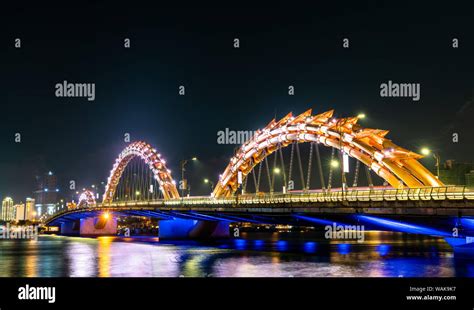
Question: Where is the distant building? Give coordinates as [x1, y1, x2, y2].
[54, 200, 67, 213]
[439, 160, 474, 186]
[465, 170, 474, 187]
[25, 198, 36, 221]
[14, 203, 25, 221]
[34, 171, 59, 216]
[1, 197, 15, 222]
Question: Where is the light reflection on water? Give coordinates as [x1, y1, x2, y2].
[0, 231, 473, 277]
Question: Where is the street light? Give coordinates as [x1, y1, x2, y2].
[420, 147, 440, 178]
[330, 159, 339, 168]
[181, 157, 198, 197]
[273, 167, 281, 174]
[204, 178, 214, 193]
[357, 113, 366, 119]
[421, 147, 431, 156]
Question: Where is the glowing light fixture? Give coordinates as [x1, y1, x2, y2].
[421, 147, 431, 156]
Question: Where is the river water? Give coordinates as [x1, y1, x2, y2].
[0, 231, 473, 277]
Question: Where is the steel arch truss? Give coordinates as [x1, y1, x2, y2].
[103, 141, 179, 203]
[213, 109, 443, 198]
[77, 190, 96, 208]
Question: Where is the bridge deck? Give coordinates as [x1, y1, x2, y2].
[44, 186, 474, 226]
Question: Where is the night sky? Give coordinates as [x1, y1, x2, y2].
[0, 2, 473, 201]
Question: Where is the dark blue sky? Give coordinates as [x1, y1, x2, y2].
[0, 1, 473, 200]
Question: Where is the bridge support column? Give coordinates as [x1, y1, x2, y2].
[80, 216, 117, 237]
[444, 237, 474, 255]
[158, 218, 229, 240]
[60, 220, 80, 236]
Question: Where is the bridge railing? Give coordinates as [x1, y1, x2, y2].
[224, 186, 472, 204]
[101, 185, 474, 206]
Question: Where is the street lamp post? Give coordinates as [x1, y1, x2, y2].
[434, 153, 440, 179]
[421, 148, 441, 179]
[181, 157, 198, 197]
[204, 178, 214, 194]
[272, 167, 282, 193]
[337, 120, 348, 200]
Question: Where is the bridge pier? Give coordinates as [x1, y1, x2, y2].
[79, 216, 117, 237]
[60, 220, 80, 236]
[158, 218, 229, 240]
[444, 237, 474, 255]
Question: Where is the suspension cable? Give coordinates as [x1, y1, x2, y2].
[138, 159, 143, 201]
[306, 142, 314, 191]
[251, 164, 258, 193]
[278, 146, 287, 192]
[352, 160, 360, 187]
[365, 165, 374, 188]
[315, 142, 326, 191]
[287, 142, 295, 190]
[328, 147, 335, 190]
[256, 161, 263, 193]
[264, 156, 272, 193]
[145, 164, 149, 201]
[295, 143, 305, 190]
[271, 149, 278, 192]
[242, 164, 249, 194]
